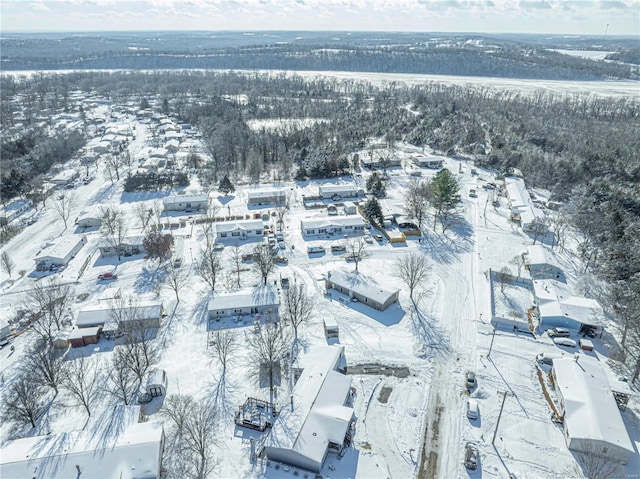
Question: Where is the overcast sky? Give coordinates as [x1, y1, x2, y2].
[1, 0, 638, 36]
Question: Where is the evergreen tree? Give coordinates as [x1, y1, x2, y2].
[218, 175, 235, 196]
[429, 169, 460, 231]
[363, 197, 384, 225]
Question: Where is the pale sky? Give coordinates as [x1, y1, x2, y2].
[1, 0, 639, 36]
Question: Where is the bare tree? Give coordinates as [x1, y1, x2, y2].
[404, 179, 431, 231]
[196, 247, 223, 291]
[20, 344, 64, 395]
[133, 201, 153, 233]
[393, 252, 432, 303]
[104, 153, 123, 182]
[281, 281, 314, 343]
[51, 191, 77, 230]
[575, 441, 624, 479]
[529, 217, 550, 245]
[496, 266, 514, 294]
[107, 347, 138, 405]
[2, 375, 47, 429]
[253, 244, 275, 285]
[164, 262, 189, 302]
[345, 236, 367, 271]
[100, 206, 128, 261]
[510, 254, 525, 278]
[161, 395, 218, 479]
[228, 244, 243, 288]
[247, 323, 290, 401]
[143, 231, 174, 262]
[1, 250, 15, 278]
[274, 194, 290, 231]
[209, 330, 237, 375]
[60, 355, 101, 417]
[26, 278, 73, 345]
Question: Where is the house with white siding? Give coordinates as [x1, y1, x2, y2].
[325, 269, 400, 311]
[300, 216, 365, 236]
[215, 219, 264, 242]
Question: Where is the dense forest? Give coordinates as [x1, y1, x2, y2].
[1, 67, 640, 377]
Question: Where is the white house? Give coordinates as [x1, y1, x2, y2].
[318, 184, 364, 200]
[0, 199, 32, 225]
[325, 269, 400, 311]
[533, 279, 604, 331]
[99, 234, 146, 258]
[35, 235, 87, 270]
[247, 189, 287, 206]
[300, 216, 365, 236]
[505, 176, 547, 233]
[76, 204, 103, 228]
[263, 345, 353, 473]
[215, 219, 264, 242]
[411, 155, 444, 168]
[76, 301, 163, 330]
[163, 194, 209, 212]
[343, 201, 357, 215]
[0, 420, 165, 478]
[0, 316, 11, 340]
[525, 244, 563, 279]
[552, 355, 634, 462]
[50, 169, 78, 187]
[208, 286, 279, 322]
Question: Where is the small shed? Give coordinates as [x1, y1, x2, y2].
[343, 202, 357, 215]
[323, 317, 339, 339]
[146, 369, 168, 398]
[579, 338, 594, 351]
[68, 326, 102, 348]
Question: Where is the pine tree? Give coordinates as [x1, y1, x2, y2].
[218, 175, 235, 196]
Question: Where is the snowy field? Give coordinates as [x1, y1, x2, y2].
[1, 96, 639, 479]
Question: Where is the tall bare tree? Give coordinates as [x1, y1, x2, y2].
[108, 347, 138, 405]
[164, 262, 189, 302]
[496, 266, 514, 294]
[393, 252, 432, 303]
[60, 356, 101, 417]
[209, 330, 237, 376]
[575, 441, 624, 479]
[253, 244, 275, 285]
[2, 375, 47, 429]
[510, 253, 526, 278]
[228, 244, 243, 288]
[404, 179, 431, 231]
[161, 395, 218, 479]
[274, 194, 290, 231]
[196, 248, 223, 291]
[51, 191, 77, 230]
[529, 217, 550, 245]
[281, 281, 314, 343]
[133, 201, 153, 233]
[247, 323, 290, 400]
[1, 250, 15, 278]
[345, 236, 367, 271]
[26, 278, 73, 345]
[20, 344, 64, 395]
[100, 206, 128, 261]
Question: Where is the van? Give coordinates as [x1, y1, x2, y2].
[466, 399, 479, 419]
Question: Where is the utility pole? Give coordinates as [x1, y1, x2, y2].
[492, 391, 509, 445]
[487, 325, 497, 358]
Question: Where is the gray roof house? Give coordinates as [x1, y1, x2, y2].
[208, 286, 279, 323]
[325, 269, 400, 311]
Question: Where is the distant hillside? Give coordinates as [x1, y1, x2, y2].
[1, 31, 637, 81]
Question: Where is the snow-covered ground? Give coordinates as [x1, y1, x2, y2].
[1, 101, 639, 479]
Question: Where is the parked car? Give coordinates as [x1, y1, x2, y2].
[98, 272, 118, 281]
[281, 277, 290, 289]
[374, 234, 383, 242]
[274, 256, 288, 264]
[547, 327, 571, 338]
[553, 337, 577, 348]
[331, 243, 346, 252]
[466, 399, 479, 419]
[464, 442, 479, 469]
[536, 352, 563, 365]
[466, 371, 477, 390]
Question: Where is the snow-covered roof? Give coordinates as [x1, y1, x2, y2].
[319, 184, 360, 195]
[50, 169, 77, 183]
[76, 301, 162, 328]
[553, 356, 633, 458]
[162, 194, 209, 206]
[247, 189, 287, 200]
[0, 421, 164, 479]
[327, 269, 399, 306]
[526, 244, 560, 268]
[265, 345, 352, 468]
[35, 235, 85, 263]
[533, 279, 603, 326]
[69, 325, 101, 339]
[77, 204, 104, 221]
[208, 286, 279, 312]
[215, 219, 263, 234]
[505, 176, 545, 227]
[300, 216, 365, 231]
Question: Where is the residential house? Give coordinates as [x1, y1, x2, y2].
[263, 345, 353, 473]
[0, 199, 33, 226]
[300, 217, 365, 236]
[325, 269, 400, 311]
[215, 219, 264, 242]
[163, 194, 209, 212]
[247, 189, 287, 206]
[411, 155, 444, 168]
[525, 244, 563, 279]
[318, 184, 364, 200]
[35, 235, 87, 270]
[208, 286, 279, 323]
[505, 176, 547, 233]
[99, 234, 145, 258]
[50, 169, 78, 187]
[533, 279, 604, 331]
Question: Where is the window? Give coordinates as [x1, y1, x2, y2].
[232, 232, 240, 237]
[319, 228, 326, 233]
[221, 232, 227, 237]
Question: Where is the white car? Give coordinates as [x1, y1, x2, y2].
[553, 337, 577, 348]
[466, 399, 479, 419]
